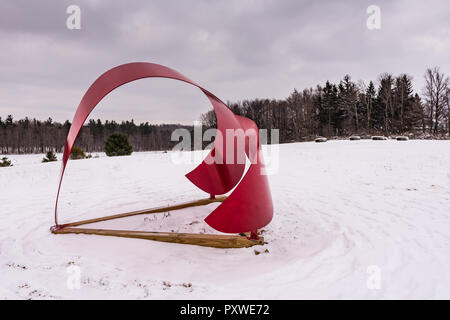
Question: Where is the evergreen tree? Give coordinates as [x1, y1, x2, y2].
[42, 150, 57, 162]
[365, 81, 376, 130]
[410, 94, 426, 132]
[70, 147, 86, 160]
[393, 74, 414, 132]
[377, 73, 394, 134]
[338, 75, 359, 134]
[321, 81, 339, 136]
[104, 132, 133, 156]
[0, 156, 12, 167]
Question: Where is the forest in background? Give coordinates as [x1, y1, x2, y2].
[203, 67, 450, 142]
[0, 117, 193, 154]
[1, 67, 449, 154]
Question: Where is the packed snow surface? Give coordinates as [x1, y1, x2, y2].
[1, 140, 449, 299]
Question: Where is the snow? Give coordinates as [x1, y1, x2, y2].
[1, 140, 449, 299]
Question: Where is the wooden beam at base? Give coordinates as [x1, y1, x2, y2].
[63, 196, 227, 228]
[51, 196, 265, 249]
[52, 227, 264, 248]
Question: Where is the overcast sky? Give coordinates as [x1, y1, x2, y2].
[0, 0, 449, 124]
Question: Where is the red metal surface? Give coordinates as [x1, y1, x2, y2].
[54, 62, 273, 235]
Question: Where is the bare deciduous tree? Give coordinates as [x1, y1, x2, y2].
[423, 67, 449, 133]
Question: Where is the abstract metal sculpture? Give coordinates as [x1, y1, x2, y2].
[51, 62, 273, 248]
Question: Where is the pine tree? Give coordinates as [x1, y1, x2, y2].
[343, 75, 359, 133]
[365, 81, 376, 130]
[104, 132, 133, 156]
[321, 81, 339, 136]
[70, 147, 86, 160]
[393, 74, 414, 132]
[337, 75, 358, 135]
[409, 94, 426, 132]
[42, 150, 57, 162]
[0, 156, 13, 167]
[377, 73, 394, 134]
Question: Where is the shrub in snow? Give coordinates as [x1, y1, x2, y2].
[70, 147, 86, 160]
[104, 132, 133, 157]
[42, 150, 57, 162]
[315, 137, 327, 143]
[396, 136, 409, 141]
[0, 156, 13, 167]
[372, 136, 387, 140]
[349, 136, 361, 140]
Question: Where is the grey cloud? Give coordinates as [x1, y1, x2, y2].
[0, 0, 449, 124]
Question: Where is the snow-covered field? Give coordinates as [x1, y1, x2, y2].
[1, 140, 449, 299]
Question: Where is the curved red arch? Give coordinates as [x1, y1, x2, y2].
[54, 62, 273, 234]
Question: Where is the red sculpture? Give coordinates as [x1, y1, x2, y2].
[52, 62, 273, 246]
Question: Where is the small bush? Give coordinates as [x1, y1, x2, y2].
[42, 150, 57, 162]
[104, 132, 133, 157]
[0, 156, 13, 167]
[70, 147, 86, 160]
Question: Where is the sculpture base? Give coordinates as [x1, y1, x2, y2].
[50, 196, 264, 248]
[52, 227, 264, 248]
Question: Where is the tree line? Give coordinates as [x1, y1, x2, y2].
[202, 67, 449, 143]
[0, 117, 193, 154]
[1, 67, 449, 154]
